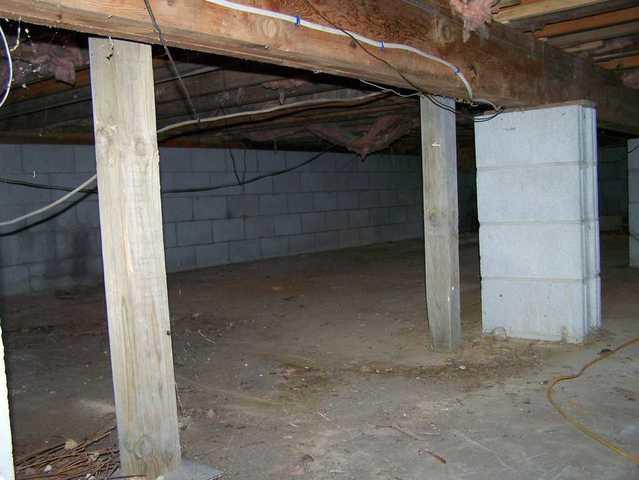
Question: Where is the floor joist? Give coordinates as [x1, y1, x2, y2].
[0, 0, 638, 133]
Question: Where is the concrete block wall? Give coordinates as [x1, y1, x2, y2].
[475, 104, 601, 343]
[598, 145, 628, 231]
[0, 145, 423, 296]
[630, 139, 639, 267]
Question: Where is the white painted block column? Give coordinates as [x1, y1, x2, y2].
[629, 139, 639, 267]
[0, 323, 14, 480]
[475, 103, 601, 342]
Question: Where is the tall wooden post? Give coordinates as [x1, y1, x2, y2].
[420, 95, 461, 352]
[89, 38, 181, 478]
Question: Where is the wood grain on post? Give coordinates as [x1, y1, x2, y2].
[420, 96, 461, 352]
[89, 37, 181, 479]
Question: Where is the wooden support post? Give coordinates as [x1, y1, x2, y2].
[420, 96, 461, 352]
[89, 38, 180, 479]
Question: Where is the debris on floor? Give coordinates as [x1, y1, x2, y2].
[15, 428, 118, 480]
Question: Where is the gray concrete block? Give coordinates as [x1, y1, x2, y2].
[346, 173, 369, 190]
[301, 212, 326, 233]
[0, 173, 51, 204]
[481, 278, 591, 342]
[73, 145, 96, 172]
[273, 173, 301, 193]
[258, 150, 286, 172]
[160, 172, 174, 191]
[480, 223, 585, 279]
[261, 237, 288, 258]
[379, 190, 399, 207]
[165, 246, 197, 272]
[325, 211, 349, 231]
[397, 189, 417, 206]
[630, 139, 639, 170]
[22, 145, 75, 173]
[76, 200, 100, 228]
[306, 152, 336, 172]
[193, 196, 226, 220]
[177, 220, 212, 246]
[237, 149, 258, 172]
[368, 173, 389, 190]
[191, 148, 230, 172]
[350, 209, 370, 228]
[359, 226, 383, 245]
[213, 218, 244, 242]
[226, 195, 258, 218]
[259, 194, 288, 215]
[287, 193, 314, 213]
[300, 173, 323, 192]
[359, 191, 380, 209]
[478, 164, 584, 222]
[630, 170, 639, 203]
[313, 192, 337, 211]
[339, 229, 360, 248]
[0, 265, 31, 296]
[332, 153, 357, 172]
[389, 206, 408, 224]
[315, 231, 340, 251]
[50, 203, 78, 229]
[163, 223, 177, 248]
[229, 240, 260, 263]
[337, 191, 358, 210]
[160, 147, 192, 172]
[196, 243, 229, 266]
[369, 207, 390, 226]
[209, 173, 243, 195]
[0, 144, 22, 172]
[475, 105, 588, 168]
[244, 176, 273, 194]
[245, 216, 275, 239]
[55, 229, 100, 260]
[288, 234, 315, 255]
[163, 197, 194, 222]
[273, 214, 302, 236]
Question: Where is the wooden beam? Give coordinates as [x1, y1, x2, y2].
[597, 54, 639, 70]
[534, 7, 639, 38]
[420, 95, 461, 352]
[494, 0, 609, 23]
[89, 37, 181, 479]
[0, 0, 638, 134]
[548, 21, 639, 48]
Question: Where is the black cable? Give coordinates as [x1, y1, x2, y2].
[0, 147, 333, 196]
[143, 0, 200, 121]
[629, 144, 639, 156]
[301, 0, 504, 123]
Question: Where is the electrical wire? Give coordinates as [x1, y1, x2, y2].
[547, 335, 639, 464]
[0, 88, 384, 228]
[143, 0, 199, 121]
[0, 174, 96, 227]
[298, 0, 504, 123]
[0, 147, 332, 198]
[0, 23, 14, 109]
[204, 0, 474, 99]
[156, 91, 385, 136]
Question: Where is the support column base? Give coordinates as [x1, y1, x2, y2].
[117, 460, 223, 480]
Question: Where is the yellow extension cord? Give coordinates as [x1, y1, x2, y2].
[546, 335, 639, 464]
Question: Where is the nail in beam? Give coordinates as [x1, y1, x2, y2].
[420, 96, 462, 352]
[89, 38, 180, 478]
